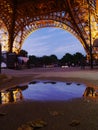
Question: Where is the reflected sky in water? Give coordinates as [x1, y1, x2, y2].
[0, 80, 86, 104]
[23, 81, 86, 101]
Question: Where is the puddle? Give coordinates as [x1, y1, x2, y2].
[0, 80, 87, 104]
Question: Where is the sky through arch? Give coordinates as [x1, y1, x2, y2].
[22, 27, 86, 59]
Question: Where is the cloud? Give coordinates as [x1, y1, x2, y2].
[22, 28, 86, 58]
[28, 45, 49, 56]
[47, 28, 59, 33]
[26, 34, 51, 43]
[54, 41, 86, 55]
[22, 32, 52, 50]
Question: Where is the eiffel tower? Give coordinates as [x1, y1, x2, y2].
[0, 0, 98, 63]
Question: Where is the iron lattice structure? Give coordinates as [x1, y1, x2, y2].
[0, 0, 98, 59]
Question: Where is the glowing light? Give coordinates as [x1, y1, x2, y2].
[1, 89, 23, 104]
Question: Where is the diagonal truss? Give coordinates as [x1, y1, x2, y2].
[0, 0, 98, 59]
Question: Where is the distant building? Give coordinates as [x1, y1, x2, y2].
[18, 56, 29, 64]
[1, 52, 29, 69]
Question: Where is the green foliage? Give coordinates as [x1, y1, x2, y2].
[60, 52, 85, 66]
[60, 53, 73, 66]
[73, 52, 85, 66]
[26, 50, 86, 67]
[18, 49, 28, 57]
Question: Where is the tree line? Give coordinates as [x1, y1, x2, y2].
[19, 50, 86, 68]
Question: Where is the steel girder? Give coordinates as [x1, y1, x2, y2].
[0, 0, 98, 58]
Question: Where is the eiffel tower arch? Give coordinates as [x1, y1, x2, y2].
[0, 0, 98, 61]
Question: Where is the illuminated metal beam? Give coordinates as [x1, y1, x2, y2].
[96, 0, 98, 15]
[0, 0, 98, 60]
[88, 0, 93, 69]
[9, 0, 17, 52]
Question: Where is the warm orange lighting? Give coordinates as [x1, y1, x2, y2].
[1, 88, 23, 104]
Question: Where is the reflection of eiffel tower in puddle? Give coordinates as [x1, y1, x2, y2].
[0, 0, 98, 61]
[0, 88, 24, 104]
[83, 86, 98, 98]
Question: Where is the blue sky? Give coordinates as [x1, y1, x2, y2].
[22, 27, 86, 59]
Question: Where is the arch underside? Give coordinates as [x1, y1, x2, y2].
[13, 19, 87, 54]
[0, 0, 98, 58]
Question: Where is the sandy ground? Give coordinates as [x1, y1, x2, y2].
[1, 67, 98, 90]
[0, 67, 98, 130]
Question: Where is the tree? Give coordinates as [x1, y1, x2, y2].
[73, 52, 85, 66]
[49, 55, 58, 64]
[60, 53, 73, 67]
[41, 55, 58, 66]
[28, 55, 42, 67]
[18, 49, 28, 57]
[41, 56, 50, 66]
